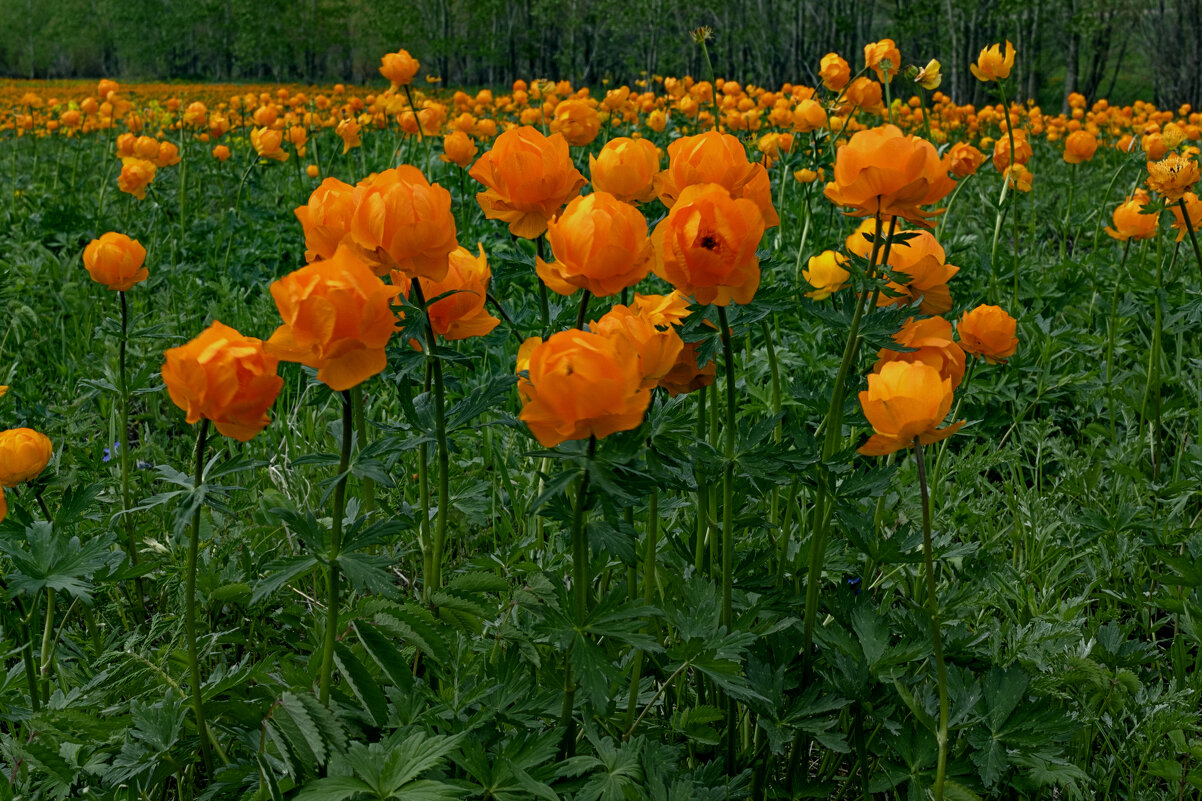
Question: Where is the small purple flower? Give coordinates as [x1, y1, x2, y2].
[102, 441, 120, 463]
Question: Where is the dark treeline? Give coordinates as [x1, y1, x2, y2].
[1, 0, 1198, 108]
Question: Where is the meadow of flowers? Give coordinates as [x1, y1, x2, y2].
[1, 36, 1202, 800]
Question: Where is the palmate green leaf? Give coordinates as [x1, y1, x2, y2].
[52, 483, 104, 526]
[252, 555, 320, 604]
[293, 775, 375, 801]
[353, 621, 415, 692]
[363, 600, 453, 666]
[0, 522, 115, 600]
[278, 691, 332, 769]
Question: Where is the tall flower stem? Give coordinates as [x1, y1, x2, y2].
[988, 177, 1011, 303]
[402, 85, 424, 143]
[117, 291, 145, 619]
[801, 213, 890, 667]
[351, 387, 375, 513]
[1106, 239, 1133, 442]
[318, 391, 353, 706]
[913, 438, 949, 801]
[1177, 197, 1202, 281]
[1060, 164, 1077, 259]
[411, 280, 451, 597]
[717, 306, 737, 630]
[624, 488, 658, 736]
[536, 236, 552, 334]
[996, 82, 1020, 305]
[694, 384, 709, 573]
[559, 435, 596, 758]
[185, 419, 213, 776]
[575, 290, 591, 330]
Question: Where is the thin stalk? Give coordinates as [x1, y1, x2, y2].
[914, 438, 948, 801]
[1106, 240, 1133, 442]
[559, 436, 597, 758]
[117, 291, 145, 619]
[38, 588, 55, 704]
[624, 489, 659, 736]
[536, 236, 551, 334]
[430, 339, 450, 593]
[1177, 197, 1202, 282]
[402, 85, 424, 143]
[351, 387, 375, 513]
[717, 305, 738, 772]
[694, 384, 708, 574]
[575, 289, 591, 330]
[997, 84, 1020, 306]
[185, 419, 213, 776]
[988, 177, 1010, 303]
[318, 391, 354, 705]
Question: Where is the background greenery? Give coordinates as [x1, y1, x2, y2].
[2, 0, 1200, 109]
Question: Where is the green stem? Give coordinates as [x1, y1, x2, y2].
[717, 305, 738, 772]
[402, 84, 424, 143]
[117, 291, 145, 619]
[997, 83, 1020, 307]
[1106, 240, 1133, 442]
[694, 384, 708, 574]
[575, 289, 591, 330]
[38, 588, 55, 704]
[536, 236, 551, 334]
[1177, 197, 1202, 282]
[624, 489, 659, 736]
[914, 438, 948, 801]
[989, 177, 1010, 304]
[185, 419, 213, 776]
[318, 391, 354, 706]
[559, 435, 596, 758]
[430, 337, 449, 594]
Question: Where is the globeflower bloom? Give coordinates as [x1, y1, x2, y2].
[516, 330, 651, 448]
[551, 99, 601, 147]
[118, 158, 156, 199]
[440, 130, 478, 168]
[0, 428, 53, 487]
[336, 118, 361, 154]
[415, 245, 500, 341]
[264, 245, 403, 391]
[957, 304, 1019, 364]
[162, 321, 284, 441]
[877, 228, 960, 315]
[864, 39, 901, 83]
[857, 361, 962, 456]
[655, 130, 779, 227]
[1063, 130, 1098, 164]
[469, 126, 586, 239]
[1004, 164, 1033, 193]
[350, 166, 458, 281]
[1105, 190, 1159, 241]
[295, 177, 356, 262]
[819, 53, 851, 91]
[914, 59, 942, 90]
[380, 49, 420, 87]
[589, 137, 661, 204]
[1169, 192, 1202, 242]
[874, 316, 966, 388]
[803, 250, 851, 300]
[992, 130, 1032, 172]
[251, 127, 288, 162]
[970, 41, 1016, 82]
[1146, 153, 1201, 202]
[83, 232, 148, 291]
[824, 124, 956, 225]
[537, 192, 653, 297]
[590, 304, 684, 389]
[943, 142, 986, 178]
[792, 99, 828, 133]
[652, 183, 765, 306]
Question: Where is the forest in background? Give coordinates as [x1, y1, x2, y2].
[0, 0, 1199, 110]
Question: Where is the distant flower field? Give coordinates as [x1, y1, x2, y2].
[1, 40, 1201, 801]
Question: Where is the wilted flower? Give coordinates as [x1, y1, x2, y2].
[914, 59, 942, 90]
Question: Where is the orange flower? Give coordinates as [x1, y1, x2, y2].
[440, 130, 478, 168]
[295, 177, 356, 262]
[380, 50, 420, 87]
[537, 192, 653, 297]
[1105, 190, 1159, 241]
[264, 244, 403, 391]
[212, 144, 231, 163]
[133, 135, 160, 161]
[469, 126, 586, 239]
[1004, 164, 1033, 193]
[654, 130, 779, 227]
[944, 142, 985, 178]
[118, 158, 156, 199]
[349, 166, 458, 281]
[1170, 192, 1202, 242]
[551, 99, 601, 147]
[803, 250, 851, 300]
[652, 183, 765, 306]
[415, 244, 500, 340]
[658, 341, 717, 397]
[843, 77, 882, 111]
[251, 127, 288, 161]
[864, 38, 901, 84]
[154, 141, 181, 167]
[590, 304, 684, 389]
[857, 361, 962, 456]
[516, 330, 651, 447]
[1146, 153, 1201, 202]
[336, 118, 361, 154]
[819, 53, 851, 91]
[875, 227, 959, 315]
[629, 291, 693, 328]
[957, 304, 1019, 364]
[874, 316, 966, 388]
[970, 41, 1016, 82]
[116, 133, 136, 158]
[792, 99, 828, 133]
[589, 137, 661, 204]
[0, 487, 5, 524]
[1063, 130, 1098, 164]
[83, 232, 148, 291]
[824, 124, 956, 226]
[162, 321, 284, 441]
[0, 428, 53, 486]
[992, 130, 1032, 172]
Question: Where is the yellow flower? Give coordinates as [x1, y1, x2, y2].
[914, 59, 942, 90]
[1146, 153, 1201, 202]
[970, 41, 1015, 82]
[803, 250, 851, 300]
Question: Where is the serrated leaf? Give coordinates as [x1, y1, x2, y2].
[333, 642, 389, 726]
